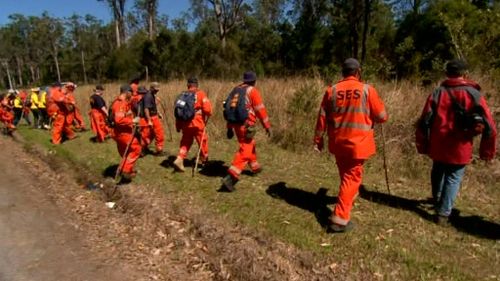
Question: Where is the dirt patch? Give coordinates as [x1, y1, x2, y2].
[10, 132, 346, 280]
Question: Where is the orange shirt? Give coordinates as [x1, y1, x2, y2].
[314, 76, 387, 159]
[111, 96, 134, 132]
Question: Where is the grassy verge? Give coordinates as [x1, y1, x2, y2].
[17, 121, 499, 280]
[16, 76, 500, 280]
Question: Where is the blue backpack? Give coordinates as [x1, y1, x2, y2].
[223, 87, 249, 124]
[174, 91, 196, 121]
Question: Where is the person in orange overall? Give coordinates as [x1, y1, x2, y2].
[89, 85, 110, 142]
[129, 77, 142, 115]
[50, 82, 76, 144]
[221, 71, 271, 191]
[137, 82, 165, 156]
[314, 58, 388, 233]
[172, 77, 212, 172]
[63, 83, 86, 131]
[110, 85, 142, 180]
[0, 93, 16, 134]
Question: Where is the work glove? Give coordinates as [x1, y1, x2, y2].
[226, 128, 234, 139]
[265, 128, 272, 138]
[133, 116, 140, 125]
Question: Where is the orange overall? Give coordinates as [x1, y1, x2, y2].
[89, 93, 109, 142]
[50, 88, 75, 144]
[0, 97, 15, 131]
[111, 96, 141, 175]
[314, 76, 388, 226]
[175, 88, 212, 162]
[227, 85, 271, 179]
[139, 92, 165, 153]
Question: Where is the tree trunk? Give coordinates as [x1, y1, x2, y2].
[148, 13, 154, 40]
[212, 0, 226, 48]
[349, 0, 362, 58]
[15, 56, 23, 86]
[52, 45, 61, 82]
[2, 61, 13, 90]
[115, 20, 121, 47]
[29, 65, 36, 84]
[361, 0, 372, 64]
[81, 50, 88, 84]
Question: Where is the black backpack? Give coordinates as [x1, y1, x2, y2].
[106, 100, 116, 128]
[223, 87, 249, 124]
[445, 88, 485, 134]
[174, 91, 196, 121]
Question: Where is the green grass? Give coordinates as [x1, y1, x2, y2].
[17, 123, 500, 281]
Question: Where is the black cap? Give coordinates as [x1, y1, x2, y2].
[243, 71, 257, 83]
[95, 84, 105, 91]
[187, 77, 198, 84]
[137, 86, 148, 95]
[52, 81, 62, 87]
[342, 58, 361, 71]
[120, 85, 132, 93]
[446, 59, 467, 76]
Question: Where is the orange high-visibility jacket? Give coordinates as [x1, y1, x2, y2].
[314, 76, 388, 159]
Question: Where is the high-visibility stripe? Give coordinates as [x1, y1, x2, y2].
[262, 117, 270, 123]
[202, 98, 208, 103]
[334, 122, 372, 131]
[335, 107, 369, 114]
[249, 161, 260, 170]
[229, 165, 242, 175]
[254, 103, 265, 111]
[331, 85, 337, 113]
[361, 84, 370, 116]
[331, 215, 349, 226]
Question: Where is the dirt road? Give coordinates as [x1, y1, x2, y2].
[0, 136, 135, 281]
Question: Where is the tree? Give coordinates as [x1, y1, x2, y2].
[207, 0, 247, 48]
[134, 0, 159, 40]
[98, 0, 127, 47]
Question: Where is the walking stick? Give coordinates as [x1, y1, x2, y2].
[158, 100, 173, 142]
[114, 124, 138, 182]
[380, 124, 391, 195]
[192, 117, 209, 177]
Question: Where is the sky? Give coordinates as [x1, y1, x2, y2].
[0, 0, 191, 25]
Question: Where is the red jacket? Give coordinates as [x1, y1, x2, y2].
[314, 76, 388, 159]
[415, 77, 497, 164]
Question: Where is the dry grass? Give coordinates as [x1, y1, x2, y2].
[17, 76, 500, 280]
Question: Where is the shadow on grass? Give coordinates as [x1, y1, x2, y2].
[266, 182, 337, 228]
[199, 160, 228, 178]
[359, 185, 500, 240]
[103, 164, 119, 178]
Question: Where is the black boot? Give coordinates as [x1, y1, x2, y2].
[221, 175, 238, 192]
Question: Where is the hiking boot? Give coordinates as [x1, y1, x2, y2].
[121, 172, 136, 181]
[173, 157, 185, 172]
[326, 221, 355, 233]
[152, 150, 166, 157]
[251, 167, 263, 175]
[434, 215, 450, 226]
[221, 175, 238, 192]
